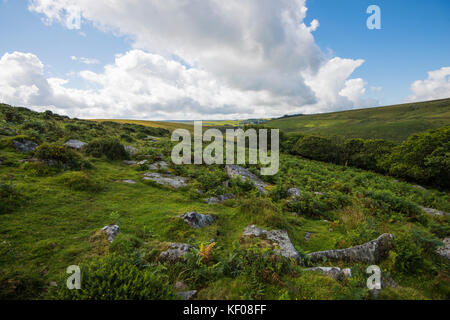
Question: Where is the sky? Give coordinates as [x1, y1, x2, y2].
[0, 0, 449, 120]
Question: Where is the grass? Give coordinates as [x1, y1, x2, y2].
[266, 98, 450, 142]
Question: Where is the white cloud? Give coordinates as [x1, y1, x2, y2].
[406, 67, 450, 102]
[71, 55, 99, 65]
[0, 0, 377, 119]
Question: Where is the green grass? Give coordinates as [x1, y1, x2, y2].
[266, 98, 450, 142]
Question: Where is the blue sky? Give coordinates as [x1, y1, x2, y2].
[0, 0, 449, 119]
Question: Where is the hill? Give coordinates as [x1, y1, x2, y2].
[266, 98, 450, 142]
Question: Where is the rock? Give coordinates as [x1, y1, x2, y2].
[205, 193, 235, 204]
[287, 188, 301, 199]
[65, 139, 86, 150]
[137, 160, 148, 165]
[176, 290, 197, 300]
[144, 135, 158, 141]
[123, 160, 137, 165]
[143, 172, 188, 188]
[307, 233, 394, 264]
[117, 179, 136, 184]
[304, 232, 313, 241]
[412, 185, 426, 191]
[436, 237, 450, 260]
[174, 281, 187, 291]
[124, 145, 137, 155]
[179, 211, 215, 228]
[13, 139, 37, 152]
[49, 281, 58, 287]
[225, 165, 268, 194]
[313, 192, 326, 196]
[241, 225, 300, 261]
[305, 267, 352, 282]
[159, 243, 193, 262]
[148, 161, 168, 170]
[101, 225, 120, 243]
[421, 207, 449, 217]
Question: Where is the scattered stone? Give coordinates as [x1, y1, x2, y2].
[205, 193, 235, 204]
[305, 267, 352, 282]
[137, 160, 148, 165]
[307, 233, 394, 264]
[225, 165, 268, 194]
[179, 211, 215, 228]
[101, 225, 120, 243]
[123, 160, 137, 165]
[176, 290, 197, 300]
[241, 225, 300, 261]
[304, 232, 313, 241]
[159, 243, 193, 262]
[436, 237, 450, 260]
[412, 185, 426, 191]
[148, 161, 168, 170]
[174, 281, 187, 291]
[13, 139, 37, 152]
[313, 192, 326, 196]
[287, 188, 301, 199]
[117, 179, 136, 184]
[49, 281, 58, 287]
[143, 172, 188, 188]
[421, 207, 449, 217]
[65, 139, 86, 150]
[124, 145, 137, 155]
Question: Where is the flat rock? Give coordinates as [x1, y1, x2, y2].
[65, 139, 86, 150]
[421, 207, 449, 217]
[225, 165, 268, 194]
[305, 267, 352, 282]
[148, 161, 168, 170]
[179, 211, 215, 228]
[436, 237, 450, 260]
[101, 225, 120, 243]
[13, 139, 37, 152]
[176, 290, 197, 300]
[205, 193, 235, 204]
[143, 172, 187, 188]
[159, 243, 193, 262]
[307, 233, 394, 264]
[242, 225, 300, 261]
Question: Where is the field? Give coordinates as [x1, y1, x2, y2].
[0, 103, 449, 300]
[266, 98, 450, 142]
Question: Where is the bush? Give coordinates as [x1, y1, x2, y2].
[51, 253, 176, 300]
[84, 138, 128, 160]
[34, 143, 86, 169]
[59, 172, 103, 192]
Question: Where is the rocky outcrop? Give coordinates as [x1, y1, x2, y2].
[65, 139, 86, 150]
[436, 237, 450, 260]
[13, 139, 37, 152]
[241, 225, 300, 261]
[421, 207, 449, 217]
[305, 267, 352, 282]
[143, 172, 188, 188]
[159, 243, 193, 262]
[101, 225, 120, 242]
[148, 161, 168, 170]
[179, 211, 215, 228]
[205, 193, 235, 204]
[307, 233, 394, 264]
[225, 165, 268, 194]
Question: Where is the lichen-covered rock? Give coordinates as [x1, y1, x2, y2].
[241, 225, 300, 261]
[421, 207, 449, 217]
[148, 161, 168, 170]
[225, 165, 268, 194]
[179, 211, 215, 228]
[436, 237, 450, 260]
[176, 290, 197, 300]
[205, 193, 235, 204]
[159, 243, 193, 262]
[305, 267, 352, 282]
[13, 139, 37, 152]
[307, 233, 394, 264]
[101, 225, 120, 242]
[65, 139, 86, 150]
[287, 188, 301, 199]
[143, 172, 188, 188]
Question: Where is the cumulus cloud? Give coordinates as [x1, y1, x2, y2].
[71, 56, 99, 65]
[406, 67, 450, 102]
[0, 0, 377, 119]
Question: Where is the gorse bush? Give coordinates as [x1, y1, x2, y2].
[84, 138, 128, 160]
[34, 143, 85, 169]
[52, 254, 175, 300]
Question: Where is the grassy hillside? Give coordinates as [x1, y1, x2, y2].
[267, 98, 450, 142]
[93, 119, 195, 132]
[0, 103, 449, 300]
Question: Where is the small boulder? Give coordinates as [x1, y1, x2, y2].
[176, 290, 197, 300]
[13, 139, 37, 152]
[205, 193, 235, 204]
[143, 172, 188, 188]
[287, 188, 301, 199]
[65, 139, 86, 150]
[137, 160, 148, 165]
[241, 225, 300, 261]
[436, 237, 450, 260]
[117, 179, 136, 184]
[148, 161, 168, 170]
[159, 243, 193, 262]
[305, 267, 352, 282]
[225, 165, 268, 194]
[101, 225, 120, 243]
[124, 145, 137, 155]
[179, 211, 215, 228]
[421, 207, 449, 217]
[412, 185, 426, 191]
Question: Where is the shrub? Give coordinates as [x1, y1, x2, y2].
[84, 138, 128, 160]
[34, 143, 86, 169]
[59, 171, 103, 192]
[51, 253, 176, 300]
[392, 231, 435, 274]
[21, 121, 46, 134]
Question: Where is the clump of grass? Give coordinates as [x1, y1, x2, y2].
[58, 171, 104, 192]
